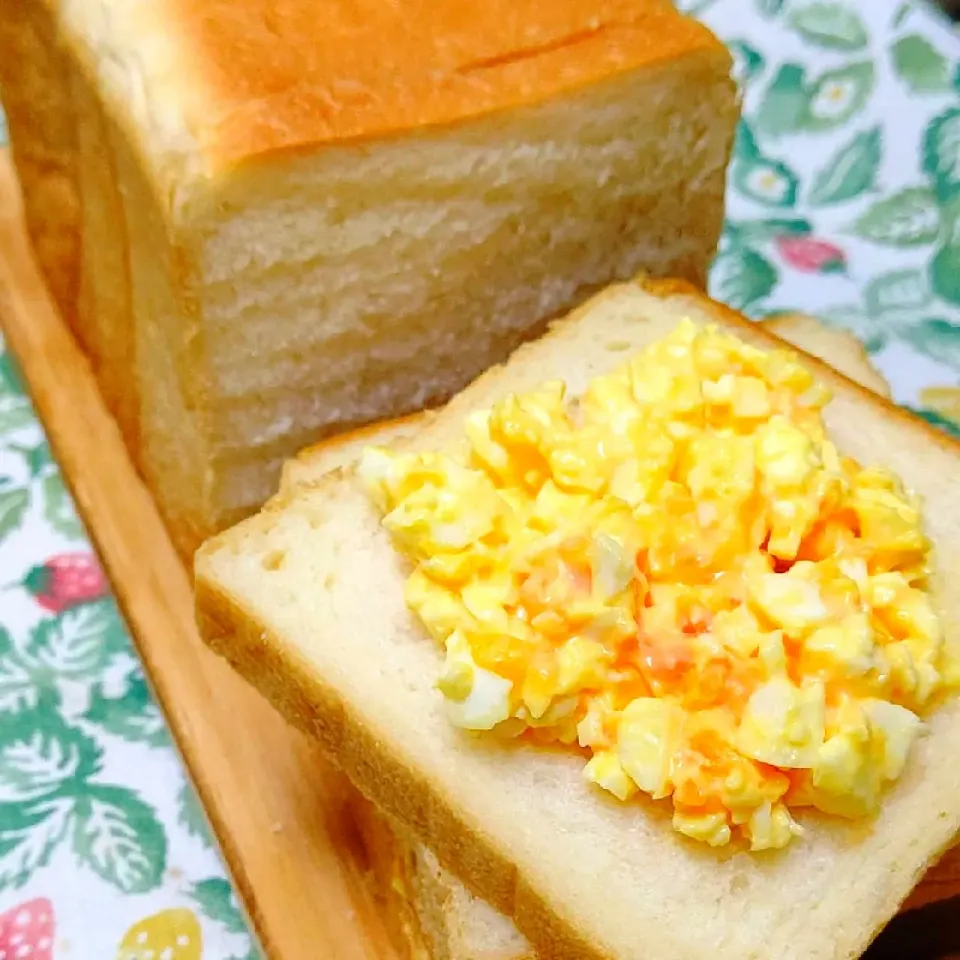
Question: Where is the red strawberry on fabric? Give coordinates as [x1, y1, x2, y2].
[775, 235, 847, 274]
[21, 552, 108, 613]
[0, 897, 55, 960]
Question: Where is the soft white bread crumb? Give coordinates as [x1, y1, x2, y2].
[197, 278, 960, 960]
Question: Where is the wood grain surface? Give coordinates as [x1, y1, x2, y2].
[0, 151, 958, 959]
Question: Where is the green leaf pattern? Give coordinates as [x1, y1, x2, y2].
[755, 64, 811, 137]
[851, 187, 941, 246]
[84, 676, 169, 747]
[930, 243, 960, 306]
[29, 601, 116, 678]
[0, 709, 101, 802]
[712, 247, 779, 311]
[41, 473, 85, 540]
[0, 642, 44, 714]
[864, 269, 931, 318]
[192, 878, 250, 935]
[733, 154, 800, 206]
[72, 784, 166, 894]
[788, 3, 869, 51]
[754, 62, 876, 138]
[692, 0, 960, 391]
[808, 128, 882, 206]
[0, 2, 959, 957]
[728, 40, 767, 87]
[754, 0, 786, 16]
[805, 62, 876, 130]
[0, 395, 33, 438]
[0, 488, 29, 542]
[904, 318, 960, 367]
[922, 108, 960, 201]
[0, 337, 254, 955]
[891, 34, 951, 94]
[177, 780, 214, 846]
[0, 796, 74, 890]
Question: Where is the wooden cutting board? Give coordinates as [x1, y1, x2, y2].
[0, 149, 958, 960]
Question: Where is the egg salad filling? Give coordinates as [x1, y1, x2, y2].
[360, 320, 957, 851]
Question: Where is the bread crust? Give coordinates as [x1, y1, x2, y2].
[351, 798, 434, 960]
[161, 0, 728, 165]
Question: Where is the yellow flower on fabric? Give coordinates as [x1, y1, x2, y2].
[809, 78, 856, 120]
[743, 165, 793, 203]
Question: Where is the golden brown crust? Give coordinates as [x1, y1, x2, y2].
[165, 0, 729, 163]
[0, 0, 82, 322]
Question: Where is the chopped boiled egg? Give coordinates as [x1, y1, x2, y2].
[748, 562, 829, 635]
[673, 808, 732, 847]
[745, 802, 803, 851]
[739, 677, 825, 768]
[362, 318, 955, 851]
[616, 697, 684, 799]
[438, 630, 513, 730]
[803, 613, 876, 678]
[863, 699, 924, 781]
[583, 751, 638, 802]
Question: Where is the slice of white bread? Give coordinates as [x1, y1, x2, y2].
[0, 0, 737, 557]
[276, 313, 894, 960]
[196, 277, 960, 960]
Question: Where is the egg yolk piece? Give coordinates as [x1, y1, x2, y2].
[360, 319, 957, 850]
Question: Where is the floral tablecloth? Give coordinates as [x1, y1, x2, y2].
[2, 1, 960, 957]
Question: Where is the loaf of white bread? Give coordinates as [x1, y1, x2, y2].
[196, 277, 960, 960]
[0, 0, 737, 555]
[277, 311, 895, 960]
